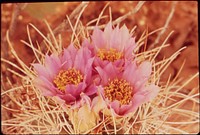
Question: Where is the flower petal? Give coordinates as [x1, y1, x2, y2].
[124, 37, 136, 59]
[120, 24, 130, 48]
[61, 49, 72, 69]
[45, 54, 61, 77]
[116, 94, 146, 116]
[57, 93, 76, 104]
[84, 57, 94, 83]
[82, 39, 95, 55]
[32, 63, 52, 81]
[85, 84, 97, 96]
[137, 84, 160, 102]
[61, 44, 78, 69]
[110, 25, 121, 49]
[96, 62, 118, 85]
[74, 47, 94, 83]
[119, 102, 133, 116]
[137, 61, 152, 80]
[122, 61, 137, 85]
[34, 76, 59, 96]
[130, 94, 146, 112]
[66, 82, 86, 97]
[110, 100, 120, 114]
[103, 22, 113, 46]
[92, 26, 106, 49]
[95, 66, 109, 85]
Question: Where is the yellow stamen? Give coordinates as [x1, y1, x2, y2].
[53, 68, 83, 91]
[104, 78, 133, 105]
[97, 48, 123, 62]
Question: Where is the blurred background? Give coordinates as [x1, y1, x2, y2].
[1, 1, 199, 133]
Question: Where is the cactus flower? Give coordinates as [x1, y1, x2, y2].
[95, 60, 159, 116]
[32, 43, 97, 107]
[91, 22, 137, 67]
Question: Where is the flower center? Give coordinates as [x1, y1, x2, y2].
[53, 68, 83, 91]
[104, 78, 133, 105]
[97, 48, 123, 62]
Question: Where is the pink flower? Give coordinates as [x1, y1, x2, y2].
[95, 60, 159, 116]
[91, 22, 137, 67]
[32, 44, 97, 107]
